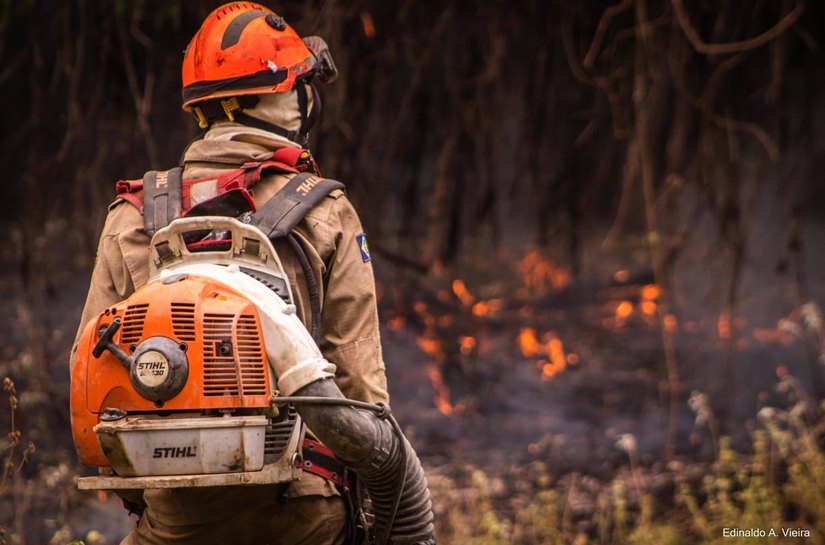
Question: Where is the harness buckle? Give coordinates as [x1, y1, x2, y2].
[221, 97, 241, 122]
[193, 107, 209, 129]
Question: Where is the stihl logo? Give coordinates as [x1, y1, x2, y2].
[137, 360, 165, 371]
[152, 446, 197, 458]
[295, 176, 320, 196]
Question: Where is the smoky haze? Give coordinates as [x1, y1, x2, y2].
[1, 2, 825, 540]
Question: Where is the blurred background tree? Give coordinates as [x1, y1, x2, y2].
[2, 0, 825, 543]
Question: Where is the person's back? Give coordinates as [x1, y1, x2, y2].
[74, 4, 433, 544]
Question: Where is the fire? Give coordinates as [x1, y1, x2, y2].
[639, 284, 659, 324]
[386, 316, 405, 331]
[753, 328, 793, 346]
[459, 335, 476, 356]
[518, 327, 541, 358]
[416, 336, 443, 360]
[451, 279, 475, 306]
[641, 284, 660, 300]
[718, 313, 731, 339]
[614, 270, 630, 283]
[516, 250, 569, 295]
[615, 301, 633, 326]
[360, 12, 376, 38]
[540, 334, 567, 380]
[426, 365, 453, 415]
[518, 328, 571, 380]
[472, 298, 503, 317]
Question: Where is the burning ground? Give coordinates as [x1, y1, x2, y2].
[2, 207, 825, 544]
[379, 235, 825, 476]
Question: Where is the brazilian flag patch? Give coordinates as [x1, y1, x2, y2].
[357, 233, 371, 263]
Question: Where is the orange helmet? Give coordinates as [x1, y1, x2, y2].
[181, 2, 337, 140]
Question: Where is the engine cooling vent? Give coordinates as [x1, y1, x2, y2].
[264, 405, 299, 463]
[202, 313, 267, 397]
[236, 314, 267, 395]
[170, 302, 196, 341]
[120, 304, 149, 345]
[203, 313, 239, 396]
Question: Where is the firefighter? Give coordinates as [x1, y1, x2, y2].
[74, 3, 433, 544]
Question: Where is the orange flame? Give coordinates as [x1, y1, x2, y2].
[518, 327, 541, 358]
[753, 328, 793, 347]
[519, 328, 572, 380]
[615, 301, 633, 326]
[386, 316, 405, 331]
[360, 12, 376, 38]
[451, 279, 475, 306]
[472, 298, 503, 317]
[540, 334, 567, 380]
[459, 335, 476, 356]
[640, 284, 659, 324]
[641, 284, 661, 300]
[426, 365, 453, 415]
[614, 270, 630, 283]
[516, 250, 569, 295]
[718, 313, 731, 339]
[417, 337, 443, 360]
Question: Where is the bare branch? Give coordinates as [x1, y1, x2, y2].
[561, 18, 595, 86]
[583, 0, 633, 69]
[672, 0, 803, 55]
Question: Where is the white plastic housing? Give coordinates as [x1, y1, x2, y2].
[95, 415, 267, 477]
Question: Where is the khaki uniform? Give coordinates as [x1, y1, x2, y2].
[76, 138, 389, 545]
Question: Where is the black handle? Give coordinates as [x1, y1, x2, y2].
[92, 318, 131, 369]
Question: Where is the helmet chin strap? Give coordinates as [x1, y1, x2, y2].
[194, 82, 322, 147]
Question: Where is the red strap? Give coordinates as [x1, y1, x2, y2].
[185, 239, 233, 251]
[297, 438, 350, 488]
[113, 148, 318, 213]
[116, 189, 144, 210]
[271, 147, 307, 167]
[116, 179, 143, 194]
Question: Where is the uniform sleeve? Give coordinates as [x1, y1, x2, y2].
[320, 196, 389, 405]
[73, 202, 151, 353]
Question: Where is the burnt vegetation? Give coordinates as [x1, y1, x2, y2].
[2, 0, 825, 543]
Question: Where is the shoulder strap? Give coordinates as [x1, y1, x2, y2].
[252, 173, 344, 239]
[253, 173, 344, 343]
[143, 167, 183, 236]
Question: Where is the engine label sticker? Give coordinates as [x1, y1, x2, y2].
[357, 233, 371, 263]
[135, 350, 169, 387]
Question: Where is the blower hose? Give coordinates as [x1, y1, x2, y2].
[276, 379, 435, 545]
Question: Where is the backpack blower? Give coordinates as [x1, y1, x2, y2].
[71, 217, 435, 545]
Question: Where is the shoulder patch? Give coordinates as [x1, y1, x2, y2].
[356, 233, 371, 263]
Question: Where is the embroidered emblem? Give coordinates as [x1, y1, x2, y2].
[356, 233, 371, 263]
